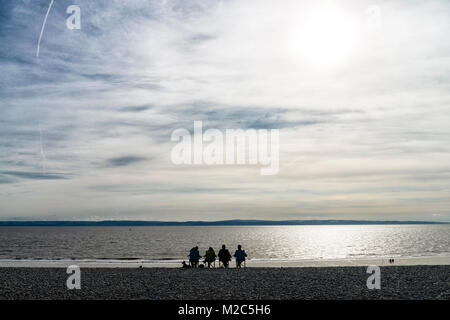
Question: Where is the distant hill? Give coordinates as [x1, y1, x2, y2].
[0, 219, 448, 226]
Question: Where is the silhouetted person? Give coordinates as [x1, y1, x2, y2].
[188, 246, 201, 268]
[218, 244, 232, 268]
[204, 247, 216, 268]
[181, 261, 191, 268]
[234, 244, 247, 268]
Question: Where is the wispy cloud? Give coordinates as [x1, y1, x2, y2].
[118, 105, 152, 113]
[1, 171, 66, 180]
[106, 156, 148, 167]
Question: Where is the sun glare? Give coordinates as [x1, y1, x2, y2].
[291, 7, 360, 68]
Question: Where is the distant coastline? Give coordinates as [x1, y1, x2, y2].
[0, 219, 448, 226]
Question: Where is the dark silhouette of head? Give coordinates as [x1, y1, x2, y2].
[238, 244, 242, 250]
[209, 247, 213, 251]
[222, 244, 226, 249]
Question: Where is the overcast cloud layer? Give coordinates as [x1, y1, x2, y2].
[1, 0, 450, 221]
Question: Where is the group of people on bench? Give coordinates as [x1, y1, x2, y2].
[183, 244, 247, 268]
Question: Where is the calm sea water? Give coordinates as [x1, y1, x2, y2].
[0, 225, 449, 262]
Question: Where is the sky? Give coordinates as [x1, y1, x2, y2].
[1, 0, 450, 221]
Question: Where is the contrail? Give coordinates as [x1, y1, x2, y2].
[36, 0, 55, 57]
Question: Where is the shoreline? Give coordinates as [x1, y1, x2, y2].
[1, 255, 449, 268]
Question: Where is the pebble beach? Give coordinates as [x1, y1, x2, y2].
[0, 265, 448, 300]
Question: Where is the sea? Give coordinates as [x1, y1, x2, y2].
[0, 225, 449, 265]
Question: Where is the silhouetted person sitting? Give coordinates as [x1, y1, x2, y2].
[204, 247, 216, 268]
[181, 261, 191, 268]
[218, 244, 232, 268]
[234, 244, 247, 268]
[188, 246, 201, 268]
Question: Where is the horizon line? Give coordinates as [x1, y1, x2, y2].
[0, 219, 448, 226]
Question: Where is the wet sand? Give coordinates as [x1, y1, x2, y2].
[1, 255, 449, 268]
[0, 265, 449, 300]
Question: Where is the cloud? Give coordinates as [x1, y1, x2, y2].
[118, 105, 152, 113]
[106, 156, 148, 167]
[1, 171, 66, 180]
